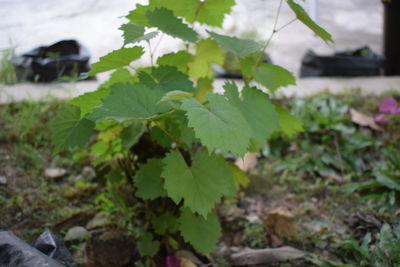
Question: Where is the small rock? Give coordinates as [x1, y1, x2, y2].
[86, 212, 112, 230]
[82, 166, 96, 179]
[84, 230, 137, 267]
[65, 226, 89, 242]
[245, 215, 261, 224]
[0, 176, 7, 186]
[264, 207, 297, 241]
[44, 168, 67, 179]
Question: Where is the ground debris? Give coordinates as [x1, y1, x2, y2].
[263, 207, 297, 241]
[230, 246, 306, 266]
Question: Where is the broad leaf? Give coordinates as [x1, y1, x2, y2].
[88, 83, 172, 122]
[208, 31, 263, 58]
[178, 208, 221, 255]
[146, 8, 198, 43]
[195, 78, 213, 103]
[157, 51, 194, 73]
[120, 121, 146, 149]
[69, 88, 110, 118]
[287, 0, 333, 43]
[160, 90, 193, 102]
[224, 82, 280, 148]
[119, 23, 145, 45]
[276, 105, 303, 137]
[101, 68, 133, 89]
[194, 0, 235, 27]
[181, 94, 252, 156]
[151, 212, 179, 235]
[151, 66, 195, 93]
[89, 47, 144, 75]
[162, 150, 235, 217]
[189, 39, 225, 78]
[134, 158, 167, 200]
[253, 63, 296, 93]
[51, 105, 94, 153]
[137, 233, 160, 257]
[228, 162, 250, 188]
[126, 4, 151, 26]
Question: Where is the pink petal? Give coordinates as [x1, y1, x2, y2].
[375, 114, 391, 124]
[165, 256, 181, 267]
[379, 96, 399, 114]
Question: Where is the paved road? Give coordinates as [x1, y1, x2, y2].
[1, 0, 395, 103]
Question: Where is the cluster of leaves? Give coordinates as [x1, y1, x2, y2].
[50, 0, 331, 259]
[308, 223, 400, 267]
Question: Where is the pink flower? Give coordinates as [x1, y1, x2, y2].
[163, 256, 180, 267]
[379, 96, 400, 115]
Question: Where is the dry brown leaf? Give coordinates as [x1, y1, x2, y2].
[350, 108, 382, 131]
[235, 152, 258, 172]
[264, 207, 297, 241]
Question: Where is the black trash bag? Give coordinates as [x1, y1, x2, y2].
[0, 231, 64, 267]
[300, 46, 385, 77]
[0, 230, 77, 267]
[12, 39, 91, 82]
[32, 230, 77, 267]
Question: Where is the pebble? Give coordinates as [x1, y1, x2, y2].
[0, 176, 7, 186]
[65, 226, 89, 242]
[44, 168, 67, 179]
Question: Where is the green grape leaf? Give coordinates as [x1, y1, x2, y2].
[194, 0, 235, 27]
[240, 56, 257, 79]
[253, 63, 296, 93]
[88, 83, 172, 122]
[69, 88, 110, 118]
[131, 31, 159, 43]
[146, 8, 198, 43]
[151, 211, 179, 235]
[195, 78, 213, 103]
[126, 4, 151, 26]
[208, 31, 263, 58]
[137, 232, 160, 257]
[151, 66, 195, 93]
[160, 90, 193, 102]
[275, 105, 303, 137]
[89, 47, 144, 75]
[157, 51, 194, 73]
[181, 94, 252, 156]
[120, 121, 146, 149]
[50, 105, 94, 153]
[178, 208, 221, 255]
[228, 162, 250, 188]
[189, 39, 225, 78]
[151, 0, 197, 21]
[287, 0, 333, 43]
[162, 151, 235, 217]
[119, 23, 145, 45]
[224, 82, 280, 147]
[101, 68, 133, 89]
[134, 158, 167, 200]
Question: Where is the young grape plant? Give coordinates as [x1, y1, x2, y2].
[51, 0, 332, 260]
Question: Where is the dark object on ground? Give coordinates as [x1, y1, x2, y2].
[383, 0, 400, 75]
[0, 231, 64, 267]
[345, 212, 383, 240]
[300, 47, 385, 77]
[12, 40, 91, 82]
[84, 230, 137, 267]
[32, 230, 77, 267]
[214, 53, 273, 79]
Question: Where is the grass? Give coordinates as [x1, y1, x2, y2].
[0, 47, 17, 85]
[0, 91, 399, 266]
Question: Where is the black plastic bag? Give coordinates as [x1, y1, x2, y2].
[300, 46, 385, 77]
[13, 40, 91, 82]
[0, 230, 77, 267]
[32, 230, 77, 267]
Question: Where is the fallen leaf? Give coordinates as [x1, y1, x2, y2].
[235, 152, 258, 172]
[264, 207, 297, 241]
[350, 108, 382, 131]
